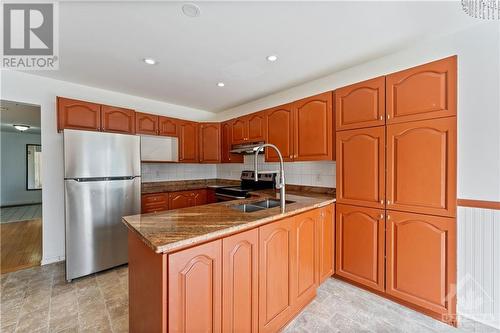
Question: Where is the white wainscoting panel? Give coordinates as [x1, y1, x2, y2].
[457, 206, 500, 330]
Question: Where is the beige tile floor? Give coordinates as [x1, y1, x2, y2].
[1, 262, 499, 333]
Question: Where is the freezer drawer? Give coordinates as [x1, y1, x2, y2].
[65, 177, 140, 281]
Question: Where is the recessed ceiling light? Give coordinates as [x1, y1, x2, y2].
[216, 82, 225, 87]
[143, 58, 157, 65]
[182, 3, 200, 17]
[13, 124, 30, 131]
[266, 55, 278, 62]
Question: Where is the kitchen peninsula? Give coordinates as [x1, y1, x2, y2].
[122, 191, 335, 333]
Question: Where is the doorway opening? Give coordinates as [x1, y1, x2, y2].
[0, 100, 42, 274]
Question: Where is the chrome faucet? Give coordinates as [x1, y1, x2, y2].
[253, 143, 286, 214]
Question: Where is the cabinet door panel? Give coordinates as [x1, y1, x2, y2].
[101, 106, 135, 134]
[248, 112, 267, 142]
[336, 126, 385, 209]
[168, 240, 222, 333]
[294, 92, 334, 161]
[57, 97, 101, 132]
[386, 211, 456, 317]
[335, 204, 385, 291]
[335, 77, 385, 131]
[222, 229, 259, 333]
[265, 104, 294, 162]
[158, 116, 179, 136]
[199, 123, 221, 163]
[141, 193, 169, 213]
[179, 121, 199, 163]
[135, 112, 158, 135]
[387, 117, 456, 217]
[386, 56, 456, 123]
[194, 189, 207, 206]
[168, 192, 193, 210]
[232, 118, 248, 144]
[259, 217, 294, 333]
[318, 204, 334, 283]
[221, 121, 243, 163]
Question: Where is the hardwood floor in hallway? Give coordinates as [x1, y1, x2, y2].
[0, 219, 42, 274]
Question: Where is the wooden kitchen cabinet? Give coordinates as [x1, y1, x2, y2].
[222, 229, 259, 333]
[386, 56, 456, 124]
[265, 104, 294, 162]
[179, 121, 199, 163]
[168, 191, 194, 210]
[232, 117, 248, 144]
[207, 188, 217, 203]
[335, 204, 385, 292]
[158, 116, 179, 136]
[57, 97, 101, 132]
[135, 112, 158, 135]
[386, 210, 456, 320]
[231, 113, 266, 144]
[335, 76, 385, 131]
[336, 126, 385, 209]
[199, 123, 221, 163]
[386, 117, 456, 217]
[259, 216, 295, 333]
[293, 92, 334, 161]
[168, 239, 222, 333]
[318, 204, 335, 283]
[141, 193, 169, 213]
[100, 105, 135, 134]
[221, 121, 243, 163]
[193, 189, 207, 206]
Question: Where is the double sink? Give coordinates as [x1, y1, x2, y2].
[230, 198, 295, 213]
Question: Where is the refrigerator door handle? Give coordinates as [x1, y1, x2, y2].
[67, 176, 139, 182]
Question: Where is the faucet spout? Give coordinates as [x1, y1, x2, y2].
[253, 143, 286, 214]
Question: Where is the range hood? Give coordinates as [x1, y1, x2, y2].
[230, 141, 265, 154]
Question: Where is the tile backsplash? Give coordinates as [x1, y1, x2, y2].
[142, 156, 336, 188]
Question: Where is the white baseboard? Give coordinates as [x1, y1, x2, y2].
[41, 256, 65, 265]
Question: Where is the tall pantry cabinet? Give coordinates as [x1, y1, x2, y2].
[335, 56, 457, 325]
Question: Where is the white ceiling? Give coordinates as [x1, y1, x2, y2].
[33, 1, 477, 112]
[0, 100, 41, 134]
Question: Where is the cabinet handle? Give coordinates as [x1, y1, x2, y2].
[379, 214, 384, 219]
[387, 200, 391, 205]
[387, 115, 391, 120]
[387, 215, 391, 220]
[380, 200, 384, 204]
[289, 155, 293, 158]
[379, 115, 383, 120]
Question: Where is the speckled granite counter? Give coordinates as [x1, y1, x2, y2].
[141, 179, 240, 194]
[123, 191, 335, 254]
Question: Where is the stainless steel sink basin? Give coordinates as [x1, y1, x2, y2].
[230, 204, 266, 213]
[252, 199, 295, 208]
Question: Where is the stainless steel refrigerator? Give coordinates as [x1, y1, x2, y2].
[63, 129, 141, 281]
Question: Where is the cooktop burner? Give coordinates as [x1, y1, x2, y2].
[215, 171, 277, 200]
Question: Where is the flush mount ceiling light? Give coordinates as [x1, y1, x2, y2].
[13, 124, 30, 131]
[143, 58, 157, 65]
[216, 82, 225, 87]
[182, 3, 201, 17]
[266, 55, 278, 62]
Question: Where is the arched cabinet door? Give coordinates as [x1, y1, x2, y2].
[248, 112, 267, 142]
[336, 126, 385, 209]
[179, 121, 199, 163]
[57, 97, 101, 132]
[158, 116, 179, 136]
[335, 76, 385, 131]
[232, 117, 248, 144]
[135, 112, 158, 135]
[101, 105, 135, 134]
[199, 123, 221, 163]
[265, 104, 294, 162]
[386, 117, 456, 217]
[168, 240, 222, 333]
[386, 211, 456, 319]
[221, 121, 243, 163]
[386, 56, 456, 124]
[335, 204, 385, 292]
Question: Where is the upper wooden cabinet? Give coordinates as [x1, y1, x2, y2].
[101, 105, 135, 134]
[336, 126, 385, 209]
[199, 123, 221, 163]
[386, 117, 456, 217]
[232, 113, 266, 144]
[386, 56, 457, 124]
[265, 104, 294, 162]
[222, 229, 259, 333]
[158, 116, 179, 136]
[168, 239, 222, 333]
[386, 210, 456, 319]
[135, 112, 158, 135]
[335, 76, 385, 131]
[293, 92, 334, 161]
[318, 204, 335, 283]
[57, 97, 101, 132]
[335, 204, 385, 292]
[221, 121, 243, 163]
[179, 121, 199, 163]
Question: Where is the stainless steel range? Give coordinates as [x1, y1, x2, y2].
[215, 171, 276, 201]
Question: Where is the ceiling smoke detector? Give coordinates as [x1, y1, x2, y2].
[182, 3, 200, 18]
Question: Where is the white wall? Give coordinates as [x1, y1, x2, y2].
[0, 131, 42, 206]
[0, 70, 215, 265]
[142, 163, 217, 182]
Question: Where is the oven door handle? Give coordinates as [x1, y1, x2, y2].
[215, 193, 247, 200]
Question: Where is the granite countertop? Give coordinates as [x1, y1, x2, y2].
[122, 191, 336, 254]
[141, 179, 240, 194]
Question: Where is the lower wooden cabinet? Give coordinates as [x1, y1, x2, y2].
[142, 189, 208, 213]
[318, 204, 335, 283]
[141, 193, 169, 213]
[386, 210, 456, 320]
[168, 239, 222, 333]
[169, 191, 195, 210]
[222, 229, 259, 333]
[335, 204, 385, 292]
